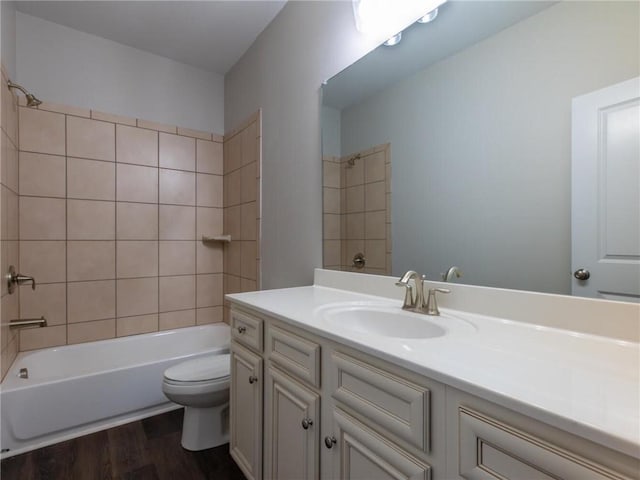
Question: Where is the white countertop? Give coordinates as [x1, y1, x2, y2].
[227, 284, 640, 459]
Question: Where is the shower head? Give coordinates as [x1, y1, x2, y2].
[7, 80, 42, 107]
[25, 93, 42, 107]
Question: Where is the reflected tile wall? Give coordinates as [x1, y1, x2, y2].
[322, 143, 391, 276]
[1, 66, 20, 380]
[16, 98, 225, 352]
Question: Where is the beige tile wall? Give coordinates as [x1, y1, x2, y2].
[17, 99, 226, 351]
[322, 143, 391, 276]
[223, 111, 262, 322]
[1, 67, 21, 379]
[322, 155, 342, 270]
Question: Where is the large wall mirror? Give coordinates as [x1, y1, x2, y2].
[321, 0, 639, 301]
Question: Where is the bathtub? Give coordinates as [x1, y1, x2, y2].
[0, 323, 230, 458]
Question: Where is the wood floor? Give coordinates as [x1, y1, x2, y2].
[0, 409, 246, 480]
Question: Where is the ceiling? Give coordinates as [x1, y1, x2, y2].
[15, 1, 288, 74]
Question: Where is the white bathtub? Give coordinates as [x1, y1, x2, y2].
[0, 323, 230, 458]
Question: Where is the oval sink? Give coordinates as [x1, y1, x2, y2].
[317, 302, 475, 339]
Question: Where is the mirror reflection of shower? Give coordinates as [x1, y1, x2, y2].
[6, 80, 42, 107]
[322, 143, 391, 275]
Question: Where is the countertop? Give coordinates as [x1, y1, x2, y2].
[227, 284, 640, 459]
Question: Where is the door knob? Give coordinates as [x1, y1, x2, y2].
[248, 375, 258, 384]
[574, 269, 590, 280]
[301, 418, 313, 430]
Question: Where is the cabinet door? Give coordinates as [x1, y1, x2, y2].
[230, 342, 263, 480]
[331, 409, 431, 480]
[264, 365, 320, 480]
[458, 407, 633, 480]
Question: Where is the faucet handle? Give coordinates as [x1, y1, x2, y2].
[425, 288, 450, 316]
[395, 281, 415, 309]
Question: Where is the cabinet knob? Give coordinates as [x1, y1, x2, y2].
[324, 436, 337, 449]
[237, 326, 247, 334]
[248, 375, 258, 384]
[301, 418, 313, 430]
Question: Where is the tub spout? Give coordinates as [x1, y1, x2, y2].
[9, 316, 47, 329]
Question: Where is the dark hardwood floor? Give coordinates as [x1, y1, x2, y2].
[1, 409, 246, 480]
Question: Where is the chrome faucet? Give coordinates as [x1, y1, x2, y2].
[395, 270, 424, 310]
[396, 271, 451, 315]
[441, 266, 462, 282]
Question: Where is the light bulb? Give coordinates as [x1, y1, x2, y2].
[417, 7, 439, 24]
[383, 32, 402, 47]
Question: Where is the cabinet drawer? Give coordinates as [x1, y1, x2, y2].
[459, 407, 633, 480]
[231, 309, 263, 352]
[266, 326, 321, 388]
[332, 351, 430, 452]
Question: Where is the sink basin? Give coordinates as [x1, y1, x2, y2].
[316, 302, 475, 339]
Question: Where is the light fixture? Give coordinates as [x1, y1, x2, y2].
[352, 0, 446, 36]
[417, 7, 439, 24]
[383, 32, 403, 47]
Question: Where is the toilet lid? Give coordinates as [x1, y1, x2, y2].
[164, 354, 230, 382]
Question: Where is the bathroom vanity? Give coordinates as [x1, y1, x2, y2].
[227, 270, 640, 480]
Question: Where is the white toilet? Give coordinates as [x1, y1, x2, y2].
[162, 353, 231, 451]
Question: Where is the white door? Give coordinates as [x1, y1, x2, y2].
[572, 77, 640, 301]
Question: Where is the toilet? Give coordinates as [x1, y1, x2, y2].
[162, 353, 231, 451]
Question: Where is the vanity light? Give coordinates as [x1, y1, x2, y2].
[383, 32, 403, 47]
[417, 7, 439, 23]
[352, 0, 446, 35]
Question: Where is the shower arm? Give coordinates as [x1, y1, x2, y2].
[7, 80, 29, 96]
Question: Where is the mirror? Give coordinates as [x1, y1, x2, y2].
[321, 0, 639, 298]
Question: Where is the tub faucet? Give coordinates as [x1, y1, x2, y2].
[6, 265, 36, 294]
[395, 270, 425, 310]
[9, 316, 47, 329]
[441, 266, 462, 282]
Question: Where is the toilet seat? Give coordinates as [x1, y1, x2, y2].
[163, 354, 230, 384]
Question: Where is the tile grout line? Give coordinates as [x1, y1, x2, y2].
[65, 113, 69, 346]
[157, 128, 160, 332]
[195, 139, 199, 324]
[114, 120, 119, 338]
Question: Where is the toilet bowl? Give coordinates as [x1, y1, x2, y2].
[162, 353, 230, 451]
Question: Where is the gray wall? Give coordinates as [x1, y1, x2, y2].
[339, 1, 639, 294]
[15, 12, 224, 133]
[321, 106, 341, 158]
[225, 1, 411, 289]
[1, 1, 16, 77]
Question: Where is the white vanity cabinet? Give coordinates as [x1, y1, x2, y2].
[229, 306, 445, 479]
[328, 350, 444, 479]
[264, 325, 322, 480]
[447, 389, 639, 480]
[228, 305, 639, 480]
[230, 311, 264, 480]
